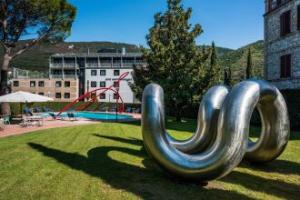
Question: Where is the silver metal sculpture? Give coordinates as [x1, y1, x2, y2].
[142, 79, 289, 181]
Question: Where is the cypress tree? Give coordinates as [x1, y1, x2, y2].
[246, 48, 253, 79]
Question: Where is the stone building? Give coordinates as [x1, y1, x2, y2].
[265, 0, 300, 89]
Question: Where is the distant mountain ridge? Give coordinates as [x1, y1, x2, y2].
[0, 40, 264, 79]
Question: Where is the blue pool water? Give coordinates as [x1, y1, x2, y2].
[46, 112, 133, 121]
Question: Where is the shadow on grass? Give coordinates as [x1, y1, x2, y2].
[221, 170, 300, 200]
[93, 134, 144, 146]
[239, 160, 300, 176]
[28, 134, 300, 200]
[119, 118, 197, 133]
[28, 141, 253, 199]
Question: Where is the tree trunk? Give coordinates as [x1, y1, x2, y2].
[0, 51, 11, 116]
[175, 104, 182, 122]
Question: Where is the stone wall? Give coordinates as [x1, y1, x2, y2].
[265, 0, 300, 89]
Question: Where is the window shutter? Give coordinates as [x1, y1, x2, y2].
[298, 5, 300, 30]
[286, 54, 291, 78]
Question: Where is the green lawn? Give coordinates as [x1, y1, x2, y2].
[0, 119, 299, 200]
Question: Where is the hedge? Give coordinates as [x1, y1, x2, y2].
[9, 102, 141, 116]
[8, 89, 300, 131]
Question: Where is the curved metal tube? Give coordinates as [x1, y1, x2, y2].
[245, 80, 290, 162]
[168, 85, 230, 154]
[142, 80, 289, 181]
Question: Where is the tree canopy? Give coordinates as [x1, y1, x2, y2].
[0, 0, 76, 115]
[0, 0, 76, 59]
[131, 0, 214, 121]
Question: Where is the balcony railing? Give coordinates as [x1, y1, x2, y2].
[51, 75, 63, 79]
[64, 75, 77, 79]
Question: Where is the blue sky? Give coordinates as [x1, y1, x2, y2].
[67, 0, 264, 50]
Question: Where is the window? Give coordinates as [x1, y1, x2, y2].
[38, 92, 44, 96]
[280, 54, 291, 78]
[100, 93, 106, 99]
[91, 70, 97, 76]
[38, 81, 45, 87]
[113, 81, 119, 88]
[100, 81, 106, 87]
[13, 81, 19, 87]
[298, 5, 300, 30]
[64, 93, 70, 99]
[91, 81, 97, 88]
[30, 81, 36, 87]
[100, 70, 106, 76]
[114, 70, 120, 76]
[55, 93, 62, 99]
[55, 81, 62, 88]
[64, 81, 71, 87]
[113, 93, 119, 99]
[280, 10, 291, 36]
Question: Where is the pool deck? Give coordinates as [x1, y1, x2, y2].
[0, 113, 141, 138]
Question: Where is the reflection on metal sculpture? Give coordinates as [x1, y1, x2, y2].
[142, 80, 290, 181]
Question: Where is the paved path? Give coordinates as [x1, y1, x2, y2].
[0, 113, 141, 138]
[0, 118, 99, 138]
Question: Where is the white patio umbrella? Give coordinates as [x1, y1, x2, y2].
[0, 91, 53, 117]
[0, 91, 53, 103]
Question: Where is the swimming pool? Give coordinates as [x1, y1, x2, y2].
[46, 112, 133, 121]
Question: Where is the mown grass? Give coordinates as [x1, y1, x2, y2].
[0, 119, 299, 200]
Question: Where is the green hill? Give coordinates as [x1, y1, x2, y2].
[0, 41, 141, 71]
[219, 40, 264, 81]
[1, 40, 264, 78]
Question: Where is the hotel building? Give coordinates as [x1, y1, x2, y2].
[11, 50, 146, 103]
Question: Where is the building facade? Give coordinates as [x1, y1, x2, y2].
[265, 0, 300, 89]
[49, 51, 145, 103]
[11, 78, 79, 102]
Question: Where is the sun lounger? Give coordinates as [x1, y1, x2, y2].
[125, 107, 132, 113]
[67, 112, 77, 121]
[23, 107, 33, 116]
[43, 107, 52, 112]
[3, 115, 11, 125]
[20, 115, 44, 127]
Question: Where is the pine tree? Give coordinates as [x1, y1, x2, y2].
[0, 0, 76, 115]
[131, 0, 209, 121]
[246, 48, 253, 79]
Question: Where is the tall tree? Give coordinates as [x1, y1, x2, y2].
[131, 0, 210, 122]
[209, 41, 221, 85]
[0, 0, 76, 115]
[224, 66, 232, 86]
[246, 48, 253, 79]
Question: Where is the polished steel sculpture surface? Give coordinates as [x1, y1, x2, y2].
[142, 79, 290, 182]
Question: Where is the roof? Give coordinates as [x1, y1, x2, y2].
[51, 52, 143, 58]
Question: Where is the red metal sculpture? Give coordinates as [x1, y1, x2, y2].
[56, 72, 130, 117]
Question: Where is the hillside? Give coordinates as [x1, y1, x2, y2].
[0, 40, 264, 78]
[0, 41, 141, 71]
[220, 40, 264, 81]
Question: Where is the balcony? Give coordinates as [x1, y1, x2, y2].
[50, 64, 63, 68]
[86, 63, 99, 68]
[64, 75, 77, 79]
[51, 75, 63, 79]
